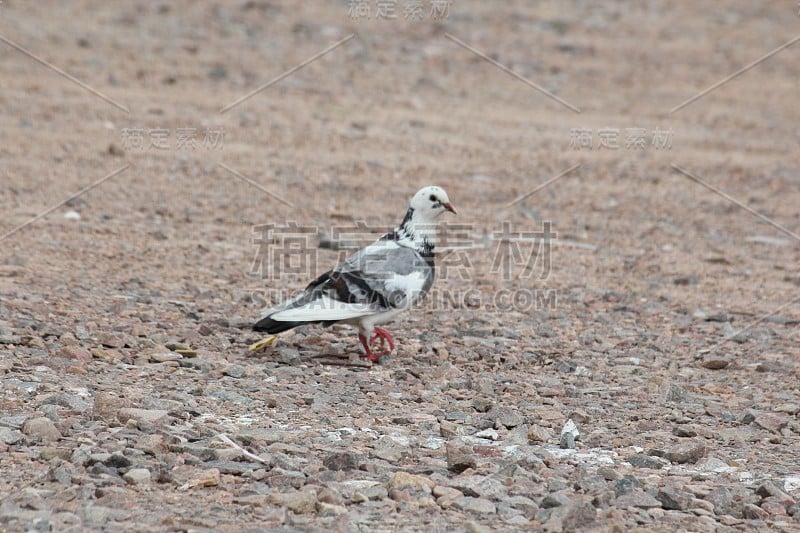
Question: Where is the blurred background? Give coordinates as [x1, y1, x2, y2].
[2, 2, 798, 319]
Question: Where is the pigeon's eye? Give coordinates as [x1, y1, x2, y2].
[429, 194, 437, 202]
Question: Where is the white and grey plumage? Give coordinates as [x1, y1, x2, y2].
[253, 186, 456, 361]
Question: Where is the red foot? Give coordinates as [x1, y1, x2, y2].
[373, 327, 395, 353]
[358, 328, 396, 362]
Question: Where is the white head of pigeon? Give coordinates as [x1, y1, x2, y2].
[409, 185, 457, 218]
[396, 186, 457, 251]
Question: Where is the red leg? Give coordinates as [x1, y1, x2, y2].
[358, 333, 381, 362]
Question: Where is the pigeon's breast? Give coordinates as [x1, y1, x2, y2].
[384, 270, 430, 307]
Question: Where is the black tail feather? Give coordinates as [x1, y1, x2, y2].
[253, 316, 303, 334]
[254, 272, 335, 334]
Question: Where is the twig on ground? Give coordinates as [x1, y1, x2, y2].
[217, 433, 270, 465]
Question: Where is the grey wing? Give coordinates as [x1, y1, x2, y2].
[333, 240, 434, 310]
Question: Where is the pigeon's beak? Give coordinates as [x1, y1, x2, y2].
[443, 202, 457, 215]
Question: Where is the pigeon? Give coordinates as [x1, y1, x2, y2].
[253, 185, 457, 361]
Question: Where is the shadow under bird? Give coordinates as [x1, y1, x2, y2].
[253, 186, 457, 362]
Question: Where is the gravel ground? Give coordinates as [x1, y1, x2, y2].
[1, 1, 799, 531]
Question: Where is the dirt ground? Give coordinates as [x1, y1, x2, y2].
[1, 1, 799, 531]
